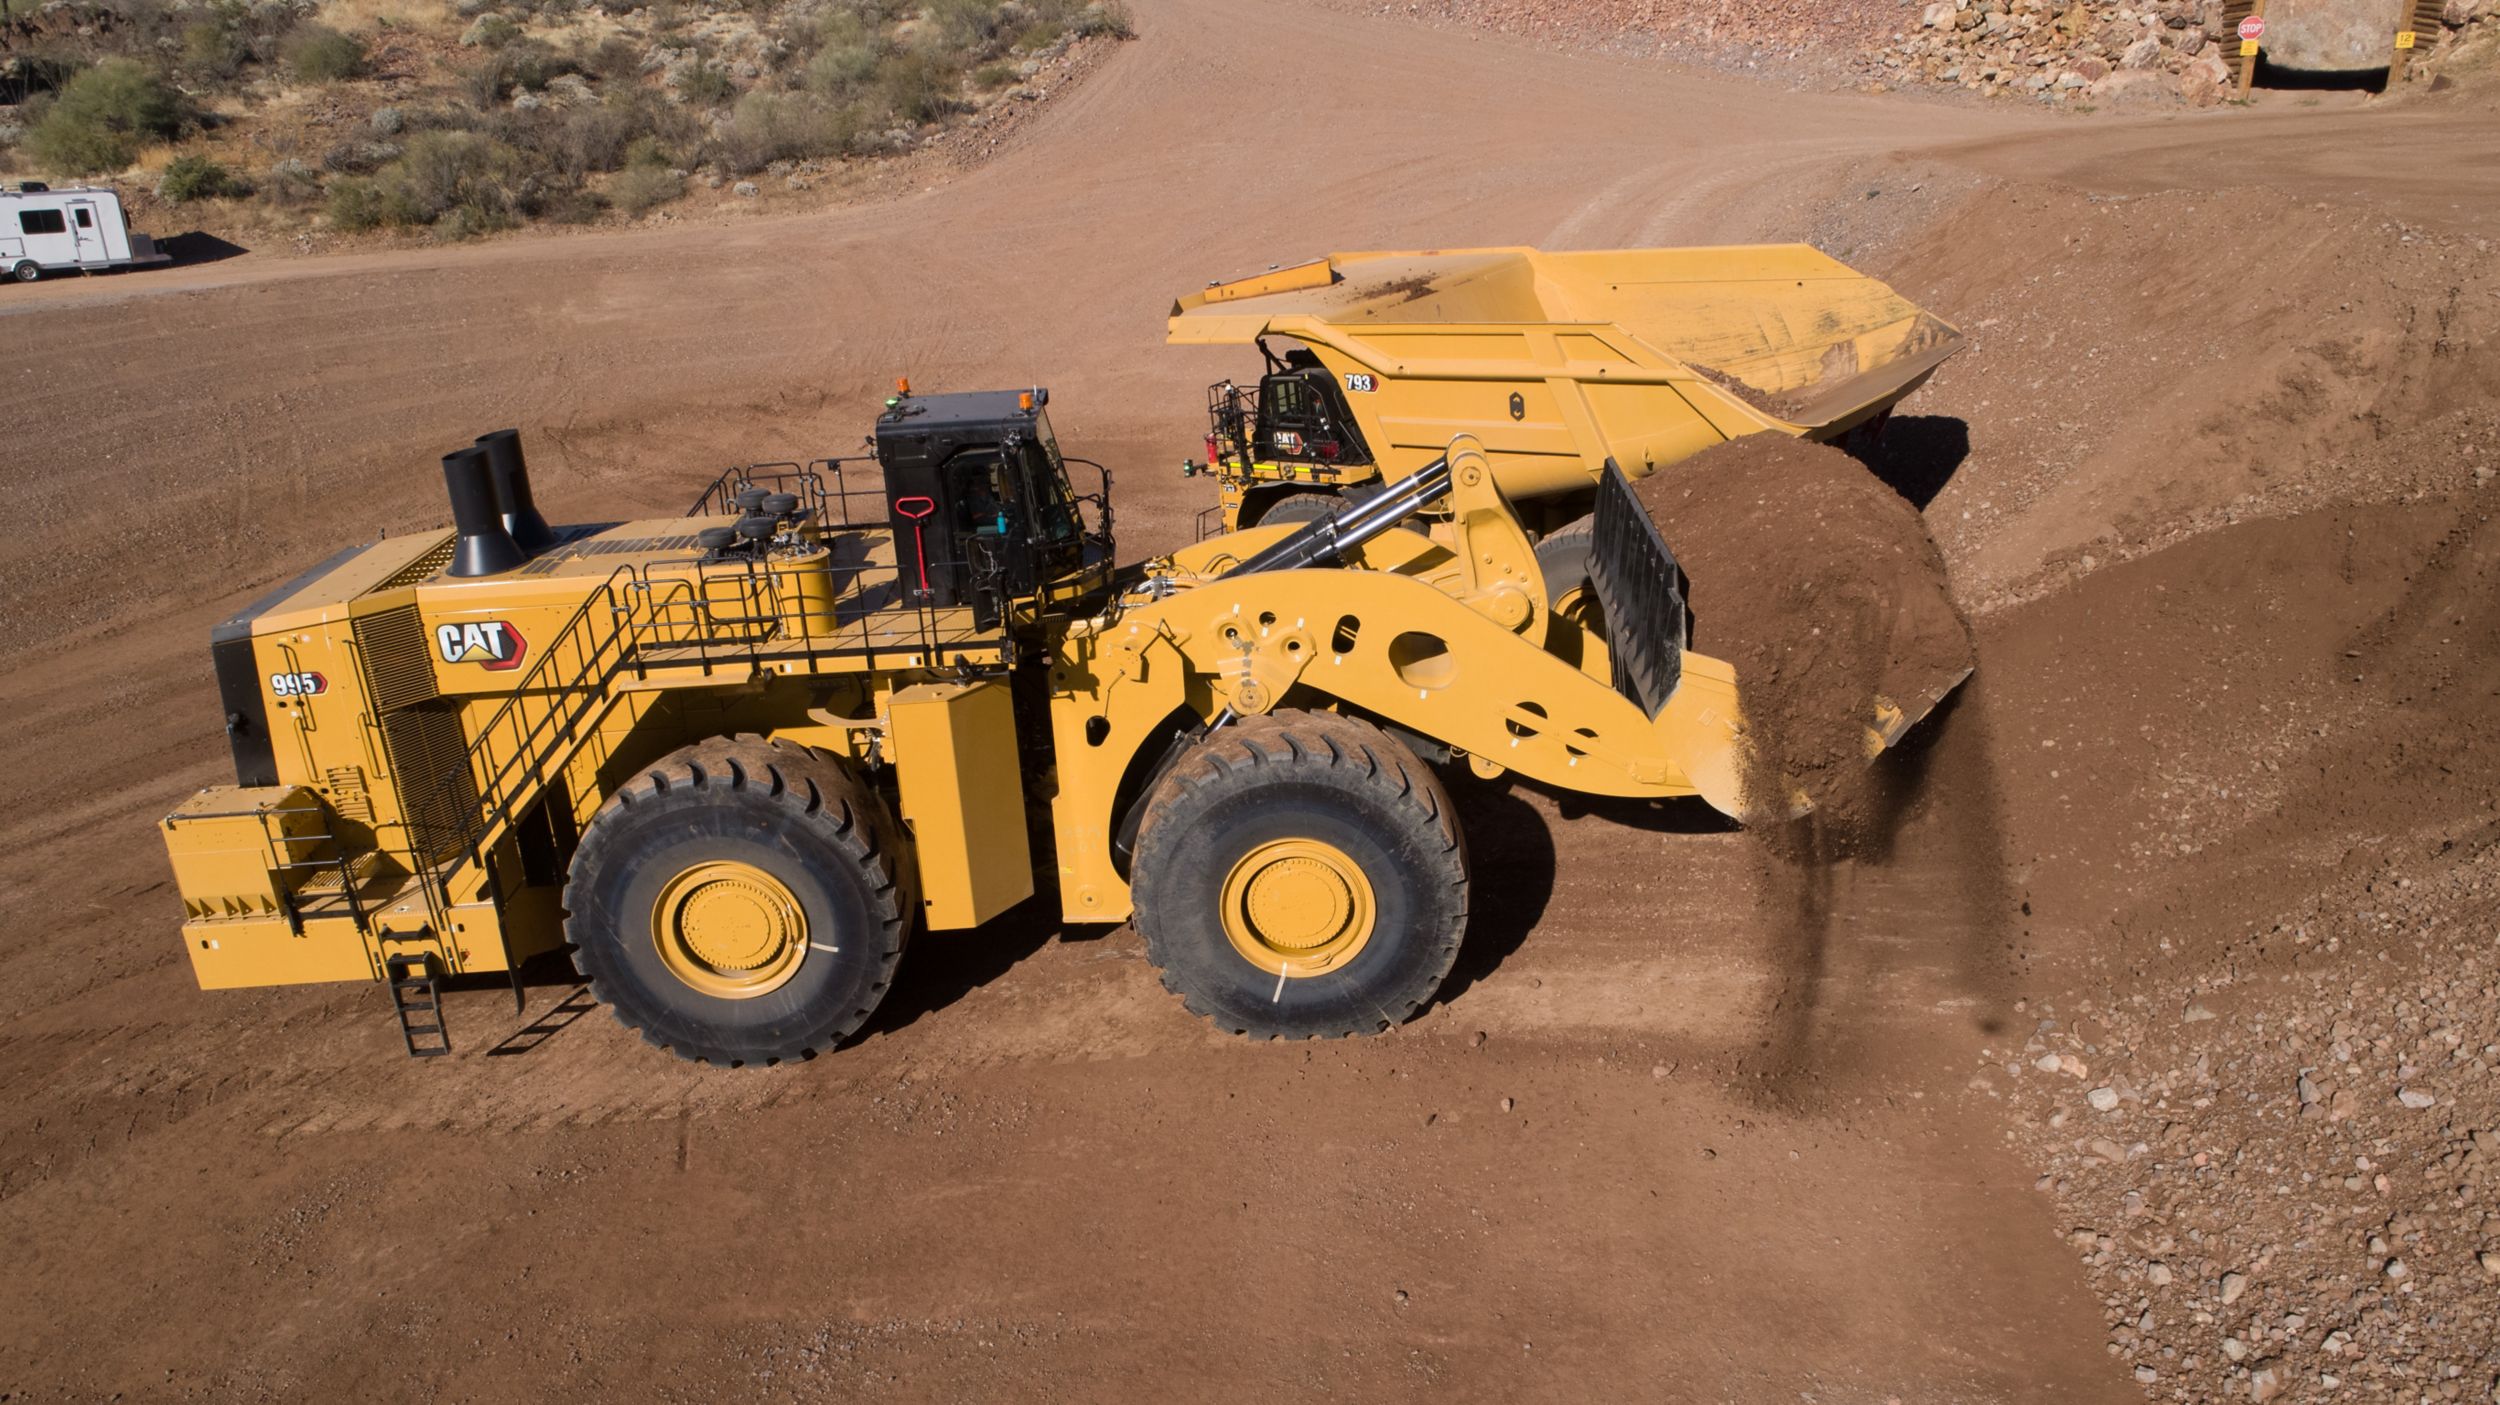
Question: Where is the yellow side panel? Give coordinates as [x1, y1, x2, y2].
[890, 680, 1033, 930]
[183, 915, 376, 989]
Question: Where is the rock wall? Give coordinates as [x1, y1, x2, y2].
[1867, 0, 2485, 103]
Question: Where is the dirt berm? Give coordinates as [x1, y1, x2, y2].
[1633, 434, 1974, 835]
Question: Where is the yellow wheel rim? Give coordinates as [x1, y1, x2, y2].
[1217, 838, 1376, 978]
[1551, 585, 1613, 683]
[650, 860, 808, 1000]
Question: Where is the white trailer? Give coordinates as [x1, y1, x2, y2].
[1, 184, 172, 283]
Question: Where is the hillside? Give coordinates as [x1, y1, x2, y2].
[0, 0, 1130, 244]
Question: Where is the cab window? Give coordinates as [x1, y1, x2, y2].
[946, 450, 1021, 539]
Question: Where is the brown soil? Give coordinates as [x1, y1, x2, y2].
[1633, 434, 1973, 836]
[4, 0, 2499, 1399]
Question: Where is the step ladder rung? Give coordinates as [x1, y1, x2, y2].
[382, 949, 452, 1059]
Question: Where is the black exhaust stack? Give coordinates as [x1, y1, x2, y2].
[475, 428, 557, 552]
[443, 446, 528, 578]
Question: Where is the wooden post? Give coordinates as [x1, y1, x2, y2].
[2235, 0, 2268, 97]
[2387, 0, 2436, 91]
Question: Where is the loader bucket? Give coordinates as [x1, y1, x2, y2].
[1586, 459, 1970, 822]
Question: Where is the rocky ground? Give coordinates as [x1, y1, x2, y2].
[1348, 0, 2497, 103]
[1990, 841, 2500, 1402]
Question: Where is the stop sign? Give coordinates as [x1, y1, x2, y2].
[2238, 14, 2266, 40]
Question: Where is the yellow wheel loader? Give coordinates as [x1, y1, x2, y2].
[157, 253, 1965, 1066]
[1176, 246, 1963, 533]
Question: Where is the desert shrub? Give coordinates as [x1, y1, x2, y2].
[803, 21, 883, 98]
[285, 24, 367, 81]
[972, 59, 1016, 88]
[580, 34, 643, 82]
[392, 128, 520, 222]
[1067, 0, 1133, 39]
[672, 59, 734, 105]
[608, 162, 680, 214]
[28, 60, 187, 174]
[325, 174, 421, 228]
[158, 152, 242, 200]
[623, 133, 673, 168]
[921, 0, 1005, 56]
[179, 19, 252, 78]
[459, 13, 520, 48]
[320, 138, 400, 173]
[494, 96, 664, 180]
[463, 36, 574, 103]
[262, 156, 323, 205]
[873, 48, 960, 124]
[713, 89, 854, 172]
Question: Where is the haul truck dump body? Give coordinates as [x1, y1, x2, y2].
[1172, 246, 1964, 529]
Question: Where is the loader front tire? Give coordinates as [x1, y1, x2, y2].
[1131, 710, 1467, 1039]
[1535, 515, 1612, 678]
[564, 735, 911, 1066]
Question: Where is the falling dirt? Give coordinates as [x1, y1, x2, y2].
[1635, 434, 1973, 838]
[4, 0, 2499, 1399]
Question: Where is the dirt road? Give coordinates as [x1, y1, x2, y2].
[4, 0, 2494, 1398]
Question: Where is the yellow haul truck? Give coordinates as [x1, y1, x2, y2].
[1175, 245, 1963, 532]
[159, 266, 1961, 1067]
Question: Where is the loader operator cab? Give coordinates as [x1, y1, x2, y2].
[875, 385, 1102, 627]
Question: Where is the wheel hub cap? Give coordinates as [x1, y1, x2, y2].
[1219, 839, 1376, 978]
[652, 860, 807, 999]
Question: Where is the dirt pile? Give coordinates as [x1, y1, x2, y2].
[1944, 476, 2500, 1399]
[1633, 434, 1973, 832]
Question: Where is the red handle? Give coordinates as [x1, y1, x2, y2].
[894, 496, 936, 594]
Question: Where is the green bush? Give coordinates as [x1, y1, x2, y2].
[874, 49, 960, 125]
[460, 14, 520, 49]
[608, 162, 680, 215]
[326, 128, 526, 234]
[180, 19, 251, 79]
[973, 60, 1016, 89]
[326, 174, 422, 229]
[158, 152, 242, 201]
[672, 60, 735, 105]
[285, 24, 368, 81]
[393, 129, 520, 221]
[714, 90, 854, 173]
[464, 37, 575, 104]
[581, 34, 643, 81]
[804, 31, 883, 98]
[623, 134, 674, 170]
[1069, 1, 1135, 40]
[28, 60, 187, 174]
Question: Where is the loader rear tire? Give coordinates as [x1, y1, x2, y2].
[1131, 710, 1467, 1039]
[564, 735, 911, 1066]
